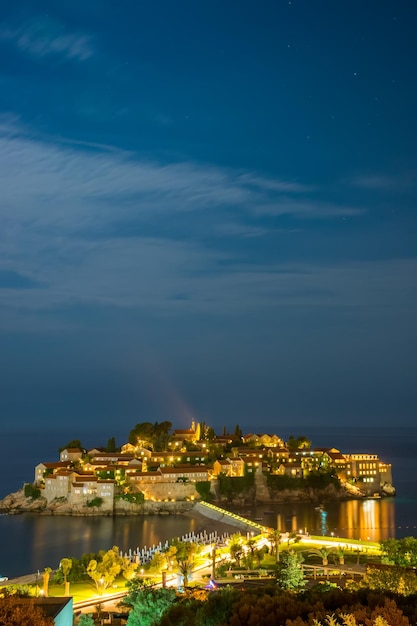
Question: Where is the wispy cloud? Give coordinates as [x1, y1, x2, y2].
[0, 119, 383, 331]
[0, 119, 360, 233]
[254, 199, 363, 218]
[351, 173, 417, 192]
[0, 16, 94, 62]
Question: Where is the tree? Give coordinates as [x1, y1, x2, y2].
[126, 588, 176, 626]
[287, 531, 302, 547]
[153, 421, 173, 451]
[195, 481, 211, 501]
[335, 547, 346, 566]
[106, 437, 117, 452]
[380, 537, 417, 566]
[234, 424, 242, 438]
[172, 540, 202, 587]
[147, 551, 166, 575]
[360, 565, 417, 595]
[287, 435, 312, 451]
[244, 537, 258, 570]
[309, 547, 333, 566]
[229, 534, 244, 567]
[42, 568, 52, 598]
[266, 528, 283, 563]
[276, 550, 306, 591]
[58, 439, 82, 453]
[128, 422, 154, 447]
[86, 546, 126, 593]
[128, 421, 172, 451]
[0, 597, 54, 626]
[59, 558, 72, 596]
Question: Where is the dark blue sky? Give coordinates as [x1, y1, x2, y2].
[0, 1, 416, 437]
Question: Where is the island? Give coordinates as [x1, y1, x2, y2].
[0, 421, 395, 516]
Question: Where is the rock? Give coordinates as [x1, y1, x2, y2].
[380, 482, 396, 496]
[0, 489, 46, 513]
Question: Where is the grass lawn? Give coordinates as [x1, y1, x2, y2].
[28, 576, 130, 604]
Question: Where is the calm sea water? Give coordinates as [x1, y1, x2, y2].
[0, 426, 416, 578]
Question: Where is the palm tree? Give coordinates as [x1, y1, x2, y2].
[229, 534, 244, 567]
[174, 541, 202, 588]
[267, 529, 283, 563]
[60, 558, 72, 596]
[42, 567, 52, 597]
[309, 547, 333, 567]
[245, 537, 257, 569]
[335, 546, 346, 565]
[287, 532, 302, 547]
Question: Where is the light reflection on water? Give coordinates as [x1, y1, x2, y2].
[231, 496, 416, 542]
[1, 496, 417, 578]
[0, 513, 203, 578]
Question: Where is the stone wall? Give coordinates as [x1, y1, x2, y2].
[139, 481, 199, 502]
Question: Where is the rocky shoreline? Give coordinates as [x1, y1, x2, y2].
[0, 489, 195, 516]
[0, 481, 394, 517]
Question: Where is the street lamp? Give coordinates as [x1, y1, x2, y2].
[211, 545, 216, 579]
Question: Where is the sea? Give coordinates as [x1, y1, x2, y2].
[0, 425, 416, 579]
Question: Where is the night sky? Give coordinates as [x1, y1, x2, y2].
[0, 1, 416, 437]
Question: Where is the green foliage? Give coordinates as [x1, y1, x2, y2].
[287, 435, 312, 450]
[147, 551, 166, 575]
[234, 424, 243, 438]
[97, 469, 115, 479]
[229, 534, 244, 566]
[128, 584, 417, 626]
[116, 492, 144, 504]
[124, 575, 155, 605]
[87, 497, 103, 508]
[380, 537, 417, 567]
[24, 483, 41, 500]
[361, 565, 417, 595]
[59, 558, 72, 583]
[86, 546, 128, 592]
[265, 528, 283, 561]
[309, 547, 334, 565]
[58, 439, 82, 453]
[171, 540, 203, 587]
[304, 470, 340, 490]
[77, 615, 95, 626]
[194, 587, 240, 626]
[266, 473, 303, 490]
[128, 421, 172, 451]
[266, 471, 340, 492]
[276, 550, 306, 590]
[158, 587, 239, 626]
[0, 584, 34, 597]
[125, 588, 176, 626]
[195, 481, 212, 501]
[218, 473, 254, 498]
[106, 437, 118, 452]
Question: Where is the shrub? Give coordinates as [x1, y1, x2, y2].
[116, 492, 144, 504]
[195, 481, 212, 501]
[24, 483, 41, 500]
[87, 497, 103, 508]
